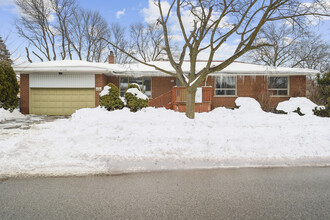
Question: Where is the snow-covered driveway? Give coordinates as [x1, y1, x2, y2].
[0, 98, 329, 177]
[0, 115, 67, 130]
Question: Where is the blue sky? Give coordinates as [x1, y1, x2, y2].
[0, 0, 329, 63]
[0, 0, 151, 62]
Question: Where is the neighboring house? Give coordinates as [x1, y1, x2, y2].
[14, 54, 317, 115]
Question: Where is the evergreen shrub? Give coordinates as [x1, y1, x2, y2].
[99, 83, 124, 111]
[293, 107, 305, 116]
[0, 61, 19, 112]
[124, 84, 148, 112]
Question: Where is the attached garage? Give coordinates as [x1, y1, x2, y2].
[30, 88, 95, 115]
[26, 73, 96, 115]
[15, 60, 114, 115]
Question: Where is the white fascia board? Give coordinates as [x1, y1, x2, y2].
[113, 71, 174, 77]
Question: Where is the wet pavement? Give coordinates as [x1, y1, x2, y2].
[0, 167, 330, 219]
[0, 115, 69, 130]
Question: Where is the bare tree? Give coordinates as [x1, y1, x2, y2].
[249, 23, 329, 72]
[15, 0, 110, 62]
[130, 22, 166, 62]
[65, 8, 110, 62]
[51, 0, 77, 60]
[291, 34, 330, 72]
[103, 0, 329, 119]
[16, 0, 57, 61]
[82, 10, 109, 62]
[66, 8, 85, 60]
[107, 23, 131, 64]
[249, 23, 301, 67]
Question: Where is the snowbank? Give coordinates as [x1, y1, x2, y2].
[235, 97, 263, 113]
[277, 97, 323, 116]
[0, 109, 26, 122]
[0, 98, 329, 177]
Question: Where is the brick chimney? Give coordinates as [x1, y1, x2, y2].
[108, 51, 115, 64]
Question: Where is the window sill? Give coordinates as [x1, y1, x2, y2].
[270, 95, 290, 98]
[213, 95, 238, 98]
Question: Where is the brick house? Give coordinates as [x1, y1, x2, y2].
[14, 54, 317, 115]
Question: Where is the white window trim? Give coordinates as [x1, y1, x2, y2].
[214, 75, 237, 97]
[268, 76, 290, 97]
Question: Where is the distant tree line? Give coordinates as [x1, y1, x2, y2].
[15, 0, 168, 63]
[249, 23, 329, 73]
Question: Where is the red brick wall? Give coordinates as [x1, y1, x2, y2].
[152, 77, 176, 99]
[108, 76, 120, 88]
[290, 75, 306, 97]
[95, 74, 108, 106]
[20, 74, 29, 114]
[207, 75, 306, 109]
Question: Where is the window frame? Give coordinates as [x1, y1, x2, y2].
[119, 76, 152, 98]
[268, 76, 290, 97]
[214, 75, 237, 97]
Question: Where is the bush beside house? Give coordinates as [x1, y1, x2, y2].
[99, 83, 148, 112]
[124, 84, 149, 112]
[0, 61, 19, 112]
[99, 83, 124, 111]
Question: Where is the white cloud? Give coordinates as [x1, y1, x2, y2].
[169, 34, 184, 42]
[297, 0, 330, 26]
[116, 8, 126, 19]
[140, 1, 242, 61]
[0, 0, 14, 6]
[141, 0, 170, 24]
[200, 43, 237, 60]
[0, 0, 18, 14]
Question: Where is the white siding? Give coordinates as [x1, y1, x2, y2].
[30, 73, 95, 88]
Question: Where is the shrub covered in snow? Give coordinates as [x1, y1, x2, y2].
[99, 83, 124, 111]
[235, 97, 263, 113]
[277, 97, 321, 116]
[124, 84, 148, 112]
[293, 107, 304, 116]
[126, 83, 140, 90]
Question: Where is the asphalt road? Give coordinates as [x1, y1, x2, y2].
[1, 167, 330, 220]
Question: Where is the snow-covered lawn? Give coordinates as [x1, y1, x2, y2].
[0, 98, 329, 177]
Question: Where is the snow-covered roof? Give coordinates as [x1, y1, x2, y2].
[13, 60, 319, 76]
[14, 60, 113, 74]
[110, 61, 319, 76]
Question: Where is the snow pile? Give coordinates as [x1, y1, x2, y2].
[0, 98, 329, 177]
[126, 88, 148, 100]
[0, 109, 26, 122]
[235, 97, 263, 113]
[99, 85, 111, 97]
[277, 97, 323, 116]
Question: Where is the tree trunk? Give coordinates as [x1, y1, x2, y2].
[185, 87, 197, 119]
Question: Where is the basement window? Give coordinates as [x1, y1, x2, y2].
[120, 77, 151, 97]
[215, 76, 237, 96]
[268, 77, 289, 96]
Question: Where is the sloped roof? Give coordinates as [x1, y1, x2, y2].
[14, 60, 319, 76]
[14, 60, 112, 74]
